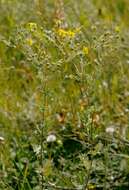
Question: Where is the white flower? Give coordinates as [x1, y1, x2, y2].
[125, 108, 129, 113]
[0, 136, 4, 141]
[126, 60, 129, 65]
[46, 134, 56, 143]
[110, 176, 114, 180]
[102, 81, 108, 88]
[0, 136, 5, 143]
[124, 91, 129, 97]
[106, 126, 115, 134]
[61, 125, 66, 130]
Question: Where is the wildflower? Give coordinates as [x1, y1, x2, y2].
[69, 74, 74, 79]
[28, 22, 37, 28]
[57, 139, 63, 146]
[102, 81, 108, 88]
[46, 134, 56, 143]
[124, 91, 129, 97]
[106, 126, 115, 134]
[61, 125, 66, 130]
[125, 108, 129, 113]
[27, 22, 37, 31]
[0, 136, 4, 144]
[115, 26, 120, 33]
[57, 29, 67, 37]
[83, 46, 89, 55]
[91, 25, 97, 31]
[110, 176, 114, 180]
[67, 30, 75, 38]
[26, 38, 33, 46]
[57, 28, 75, 38]
[88, 184, 96, 189]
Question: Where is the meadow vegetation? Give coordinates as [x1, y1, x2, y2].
[0, 0, 129, 189]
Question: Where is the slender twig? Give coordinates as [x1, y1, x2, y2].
[40, 115, 44, 189]
[40, 69, 47, 190]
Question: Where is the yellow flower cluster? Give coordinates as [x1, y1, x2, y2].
[27, 22, 37, 31]
[82, 46, 89, 55]
[57, 28, 76, 38]
[115, 26, 120, 33]
[26, 38, 33, 46]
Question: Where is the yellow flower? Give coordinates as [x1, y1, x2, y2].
[26, 38, 33, 46]
[115, 26, 120, 33]
[57, 29, 75, 38]
[88, 184, 96, 189]
[27, 22, 37, 31]
[83, 46, 89, 55]
[58, 29, 67, 37]
[67, 30, 75, 38]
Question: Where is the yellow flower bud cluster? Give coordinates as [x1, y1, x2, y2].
[82, 46, 89, 55]
[57, 28, 75, 38]
[27, 22, 37, 31]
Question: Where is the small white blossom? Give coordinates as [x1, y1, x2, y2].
[102, 81, 108, 88]
[0, 136, 4, 141]
[106, 126, 115, 134]
[125, 108, 129, 113]
[126, 60, 129, 64]
[124, 91, 129, 97]
[77, 123, 81, 128]
[61, 125, 66, 130]
[0, 136, 5, 144]
[46, 134, 56, 143]
[110, 176, 114, 180]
